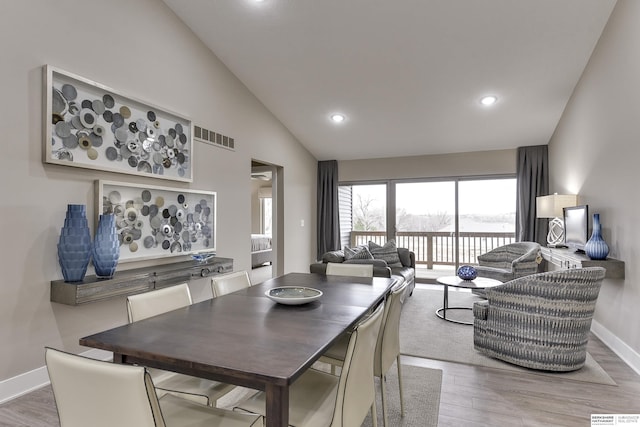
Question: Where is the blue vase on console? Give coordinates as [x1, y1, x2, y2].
[92, 213, 120, 279]
[57, 204, 92, 282]
[584, 213, 609, 260]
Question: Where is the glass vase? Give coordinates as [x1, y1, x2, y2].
[584, 213, 609, 260]
[92, 214, 120, 279]
[57, 204, 92, 282]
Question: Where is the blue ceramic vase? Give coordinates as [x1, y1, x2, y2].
[584, 213, 609, 260]
[57, 204, 92, 282]
[92, 214, 120, 279]
[457, 265, 477, 281]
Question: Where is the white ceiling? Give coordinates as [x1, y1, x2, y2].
[162, 0, 616, 161]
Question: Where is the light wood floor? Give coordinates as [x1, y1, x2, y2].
[2, 335, 638, 427]
[2, 324, 639, 426]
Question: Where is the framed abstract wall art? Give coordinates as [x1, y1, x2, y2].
[44, 65, 193, 182]
[95, 180, 216, 262]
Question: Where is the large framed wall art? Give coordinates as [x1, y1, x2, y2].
[44, 65, 193, 182]
[96, 180, 216, 262]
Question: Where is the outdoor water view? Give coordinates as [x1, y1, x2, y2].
[341, 179, 517, 275]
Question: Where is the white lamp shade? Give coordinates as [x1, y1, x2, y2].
[536, 194, 578, 218]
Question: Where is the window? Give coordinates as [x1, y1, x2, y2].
[340, 177, 516, 278]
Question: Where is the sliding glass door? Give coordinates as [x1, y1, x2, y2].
[339, 176, 516, 281]
[395, 181, 456, 275]
[458, 179, 516, 265]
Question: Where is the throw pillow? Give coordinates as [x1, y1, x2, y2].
[368, 240, 402, 267]
[397, 247, 411, 267]
[344, 245, 374, 260]
[322, 250, 345, 263]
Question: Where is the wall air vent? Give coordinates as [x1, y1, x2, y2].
[194, 125, 235, 151]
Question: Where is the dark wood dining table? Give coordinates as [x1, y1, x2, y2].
[79, 272, 396, 427]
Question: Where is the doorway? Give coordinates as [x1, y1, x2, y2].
[250, 160, 283, 283]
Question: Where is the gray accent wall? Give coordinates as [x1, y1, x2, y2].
[0, 0, 316, 385]
[339, 149, 517, 182]
[548, 0, 640, 360]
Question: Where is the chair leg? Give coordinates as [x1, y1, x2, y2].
[380, 374, 388, 427]
[371, 398, 378, 427]
[396, 356, 404, 416]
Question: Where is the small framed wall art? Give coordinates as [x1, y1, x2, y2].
[95, 180, 216, 262]
[44, 65, 193, 182]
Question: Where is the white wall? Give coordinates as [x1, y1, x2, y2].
[548, 0, 640, 365]
[0, 0, 316, 388]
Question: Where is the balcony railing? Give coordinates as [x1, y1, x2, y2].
[350, 231, 516, 268]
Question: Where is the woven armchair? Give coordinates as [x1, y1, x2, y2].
[473, 267, 606, 371]
[475, 242, 542, 282]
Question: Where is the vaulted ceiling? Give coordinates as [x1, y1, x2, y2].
[163, 0, 616, 161]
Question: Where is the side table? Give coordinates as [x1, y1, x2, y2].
[436, 276, 502, 325]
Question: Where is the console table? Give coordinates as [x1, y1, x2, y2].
[540, 247, 624, 279]
[51, 256, 233, 306]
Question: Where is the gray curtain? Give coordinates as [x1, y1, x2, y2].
[515, 145, 548, 244]
[317, 160, 340, 260]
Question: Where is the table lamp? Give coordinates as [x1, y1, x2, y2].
[536, 194, 578, 247]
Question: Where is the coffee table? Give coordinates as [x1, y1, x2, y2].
[436, 276, 502, 325]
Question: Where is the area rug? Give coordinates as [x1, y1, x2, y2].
[362, 364, 442, 427]
[222, 363, 442, 427]
[400, 288, 616, 386]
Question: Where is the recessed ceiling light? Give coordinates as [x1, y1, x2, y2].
[480, 95, 498, 106]
[330, 113, 346, 123]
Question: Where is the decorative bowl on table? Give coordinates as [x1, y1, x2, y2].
[457, 265, 478, 281]
[265, 286, 323, 305]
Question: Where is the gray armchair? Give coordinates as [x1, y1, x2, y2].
[475, 241, 542, 282]
[473, 267, 606, 371]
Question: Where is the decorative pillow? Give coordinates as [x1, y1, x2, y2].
[368, 240, 402, 267]
[397, 247, 411, 267]
[322, 250, 345, 263]
[344, 245, 374, 260]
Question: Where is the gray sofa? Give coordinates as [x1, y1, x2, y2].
[310, 247, 415, 296]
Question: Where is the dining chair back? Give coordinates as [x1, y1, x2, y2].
[126, 283, 235, 407]
[320, 279, 409, 427]
[374, 279, 409, 426]
[326, 262, 374, 277]
[127, 283, 192, 322]
[235, 303, 384, 427]
[334, 302, 384, 426]
[45, 347, 260, 427]
[211, 271, 252, 297]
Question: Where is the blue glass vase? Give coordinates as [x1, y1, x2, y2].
[92, 214, 120, 279]
[584, 213, 609, 260]
[57, 204, 92, 282]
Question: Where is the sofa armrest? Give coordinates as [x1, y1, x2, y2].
[310, 262, 327, 275]
[473, 300, 489, 320]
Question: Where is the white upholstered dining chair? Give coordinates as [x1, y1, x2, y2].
[235, 303, 385, 427]
[45, 347, 261, 427]
[325, 262, 374, 277]
[126, 284, 235, 406]
[321, 279, 409, 427]
[211, 271, 252, 297]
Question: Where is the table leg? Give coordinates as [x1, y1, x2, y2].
[436, 284, 474, 325]
[443, 285, 449, 319]
[265, 383, 288, 427]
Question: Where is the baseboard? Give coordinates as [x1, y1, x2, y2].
[592, 320, 640, 376]
[0, 348, 112, 405]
